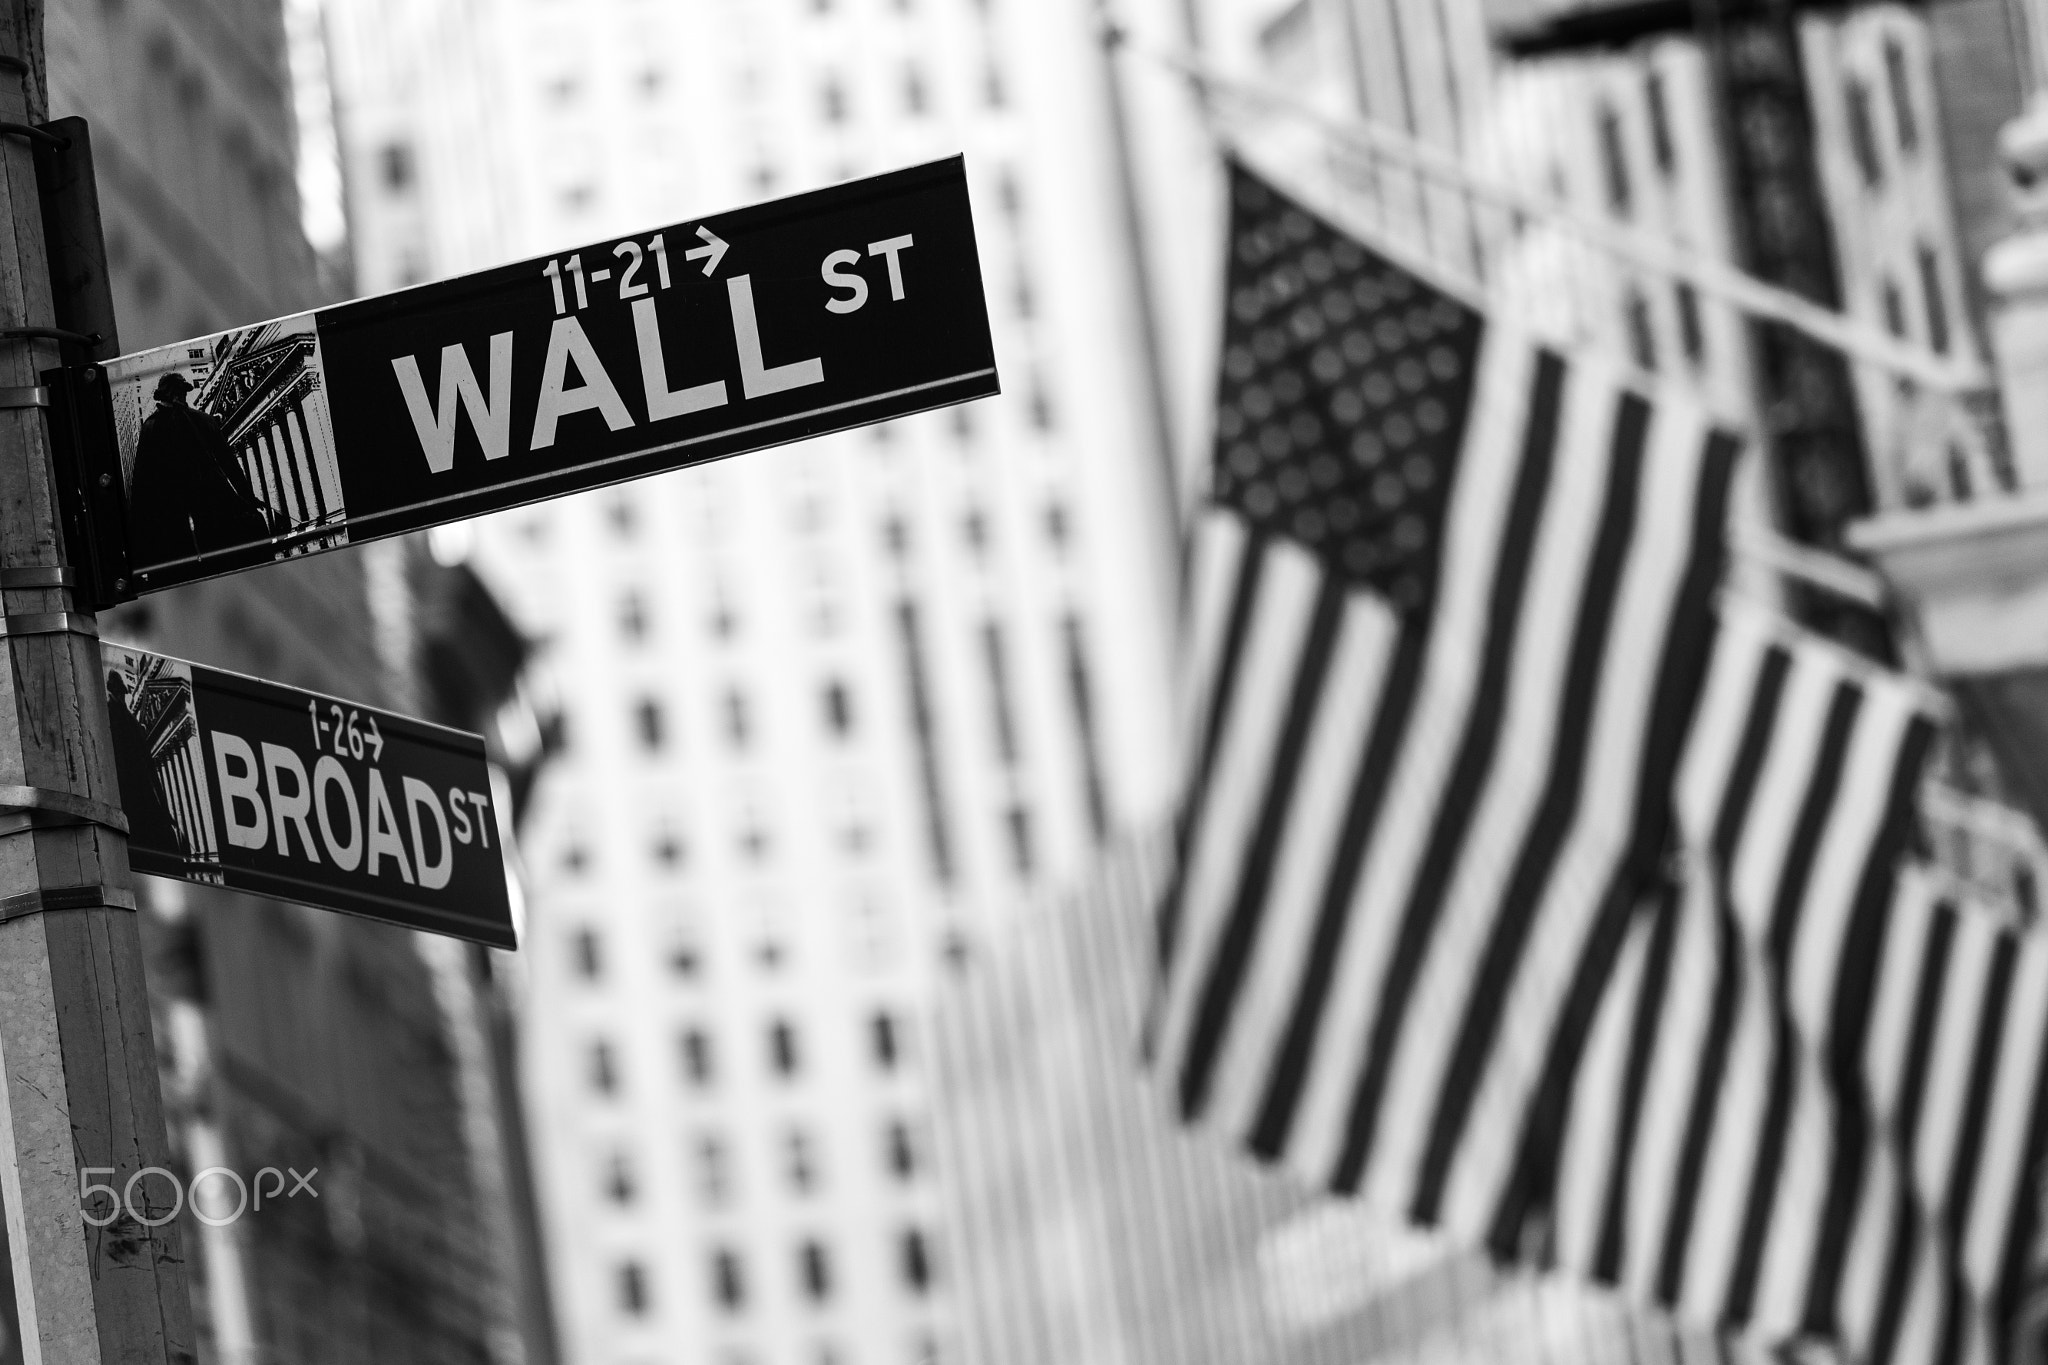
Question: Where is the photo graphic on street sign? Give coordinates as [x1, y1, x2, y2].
[101, 642, 515, 948]
[106, 157, 998, 594]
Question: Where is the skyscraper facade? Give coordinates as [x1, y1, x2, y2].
[321, 2, 1182, 1363]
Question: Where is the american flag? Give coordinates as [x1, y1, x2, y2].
[1150, 161, 1739, 1253]
[1554, 600, 2046, 1363]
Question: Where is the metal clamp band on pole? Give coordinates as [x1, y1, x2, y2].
[0, 385, 48, 409]
[0, 610, 95, 638]
[0, 882, 136, 923]
[0, 565, 73, 588]
[0, 784, 128, 835]
[0, 326, 96, 347]
[0, 122, 66, 151]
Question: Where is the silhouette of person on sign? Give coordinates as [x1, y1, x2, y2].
[104, 672, 182, 857]
[127, 371, 274, 567]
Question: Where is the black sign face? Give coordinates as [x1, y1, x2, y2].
[102, 643, 515, 948]
[106, 157, 997, 594]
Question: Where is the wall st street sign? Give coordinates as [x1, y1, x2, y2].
[100, 157, 996, 595]
[102, 642, 514, 948]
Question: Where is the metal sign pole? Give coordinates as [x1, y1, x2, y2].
[0, 4, 195, 1361]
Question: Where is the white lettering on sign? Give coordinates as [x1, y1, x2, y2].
[261, 742, 320, 862]
[212, 732, 268, 850]
[391, 333, 515, 472]
[314, 755, 362, 871]
[531, 316, 636, 450]
[204, 730, 465, 886]
[365, 770, 415, 884]
[868, 235, 914, 300]
[822, 250, 868, 314]
[728, 275, 825, 400]
[403, 777, 454, 891]
[632, 298, 728, 421]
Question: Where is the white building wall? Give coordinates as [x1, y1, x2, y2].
[321, 3, 1181, 1365]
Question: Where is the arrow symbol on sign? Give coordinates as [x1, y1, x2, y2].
[363, 716, 384, 762]
[685, 226, 729, 277]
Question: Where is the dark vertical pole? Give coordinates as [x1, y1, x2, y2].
[0, 4, 197, 1363]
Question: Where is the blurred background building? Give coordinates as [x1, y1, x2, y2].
[319, 2, 1181, 1364]
[0, 2, 552, 1363]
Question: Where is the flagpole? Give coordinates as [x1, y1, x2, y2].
[1111, 30, 1989, 397]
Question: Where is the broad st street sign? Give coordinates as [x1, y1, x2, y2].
[101, 642, 515, 948]
[100, 157, 997, 595]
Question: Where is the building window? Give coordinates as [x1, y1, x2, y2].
[1006, 806, 1035, 877]
[696, 1133, 730, 1205]
[574, 928, 603, 979]
[770, 1018, 800, 1077]
[653, 827, 685, 869]
[905, 66, 928, 115]
[822, 78, 848, 124]
[823, 680, 854, 737]
[638, 67, 665, 98]
[1674, 283, 1705, 365]
[884, 515, 911, 558]
[725, 689, 752, 748]
[1917, 242, 1951, 356]
[620, 592, 648, 642]
[1882, 276, 1907, 338]
[871, 1010, 900, 1071]
[899, 1227, 933, 1294]
[682, 1027, 715, 1086]
[787, 1127, 818, 1193]
[636, 698, 666, 751]
[1884, 36, 1918, 153]
[980, 621, 1019, 763]
[1062, 614, 1111, 843]
[605, 1149, 637, 1204]
[1028, 381, 1056, 432]
[591, 1040, 619, 1096]
[799, 1240, 832, 1302]
[380, 142, 414, 193]
[1596, 102, 1631, 216]
[619, 1260, 650, 1316]
[713, 1248, 747, 1312]
[1625, 289, 1657, 372]
[1045, 501, 1069, 547]
[886, 1119, 917, 1179]
[1846, 78, 1884, 187]
[983, 64, 1006, 108]
[998, 168, 1023, 217]
[1644, 71, 1675, 175]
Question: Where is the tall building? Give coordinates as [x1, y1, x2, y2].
[321, 2, 1182, 1364]
[0, 4, 534, 1364]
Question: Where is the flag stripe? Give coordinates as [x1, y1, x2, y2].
[1764, 683, 1863, 967]
[1247, 328, 1535, 1166]
[1155, 523, 1262, 982]
[1410, 387, 1651, 1219]
[1245, 621, 1431, 1157]
[1198, 596, 1402, 1141]
[1155, 540, 1322, 1084]
[1723, 989, 1801, 1323]
[1474, 423, 1735, 1252]
[1177, 573, 1349, 1117]
[1595, 873, 1683, 1280]
[1656, 901, 1745, 1304]
[1329, 346, 1567, 1191]
[1942, 935, 2017, 1249]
